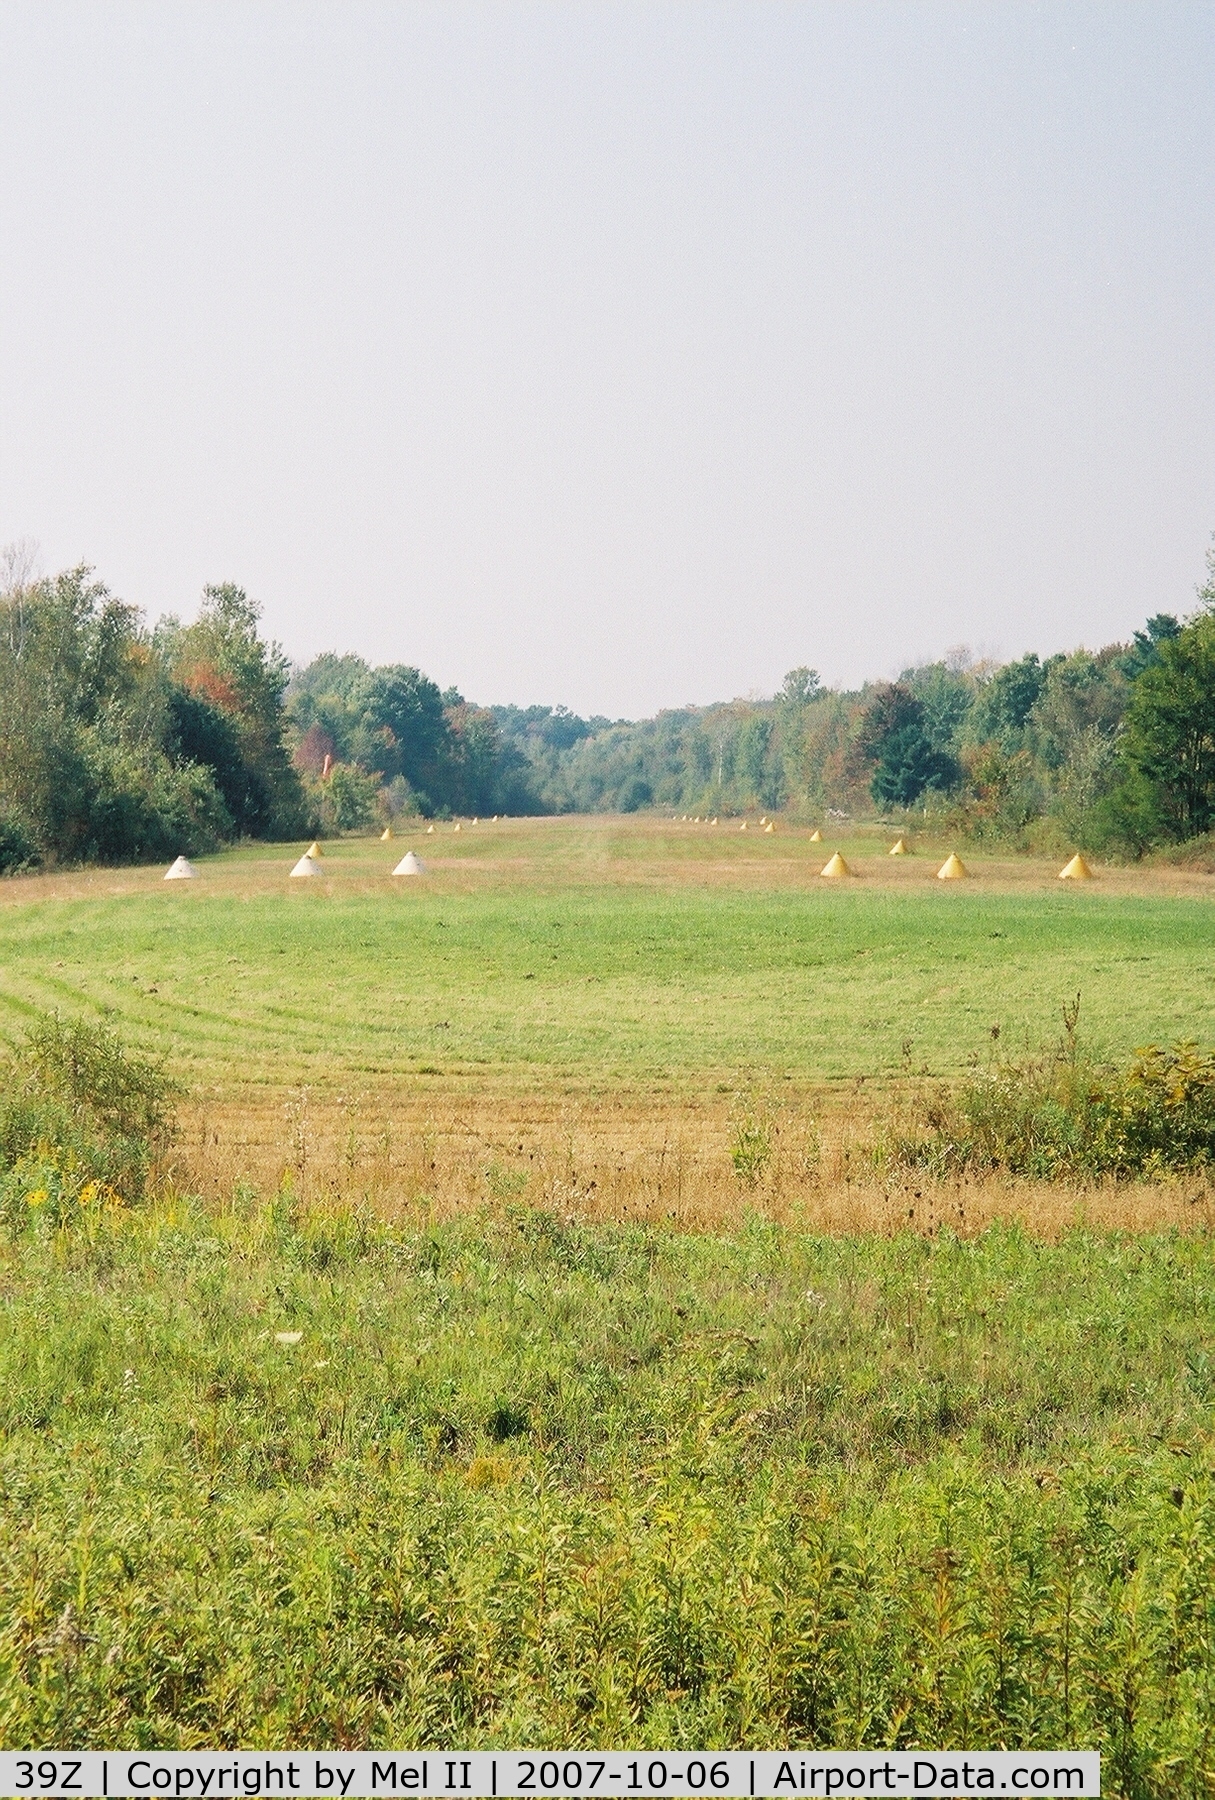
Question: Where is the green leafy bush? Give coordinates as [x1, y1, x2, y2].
[0, 1013, 180, 1222]
[0, 807, 39, 874]
[894, 1017, 1215, 1179]
[322, 761, 381, 832]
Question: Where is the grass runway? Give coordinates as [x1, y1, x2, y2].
[0, 816, 1211, 1095]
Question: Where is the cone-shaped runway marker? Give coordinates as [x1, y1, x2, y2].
[889, 838, 909, 856]
[936, 852, 968, 880]
[164, 855, 197, 880]
[1059, 853, 1094, 880]
[305, 841, 323, 859]
[820, 851, 851, 878]
[290, 854, 323, 878]
[809, 828, 823, 842]
[393, 851, 426, 876]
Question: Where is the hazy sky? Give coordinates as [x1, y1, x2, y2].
[1, 2, 1213, 716]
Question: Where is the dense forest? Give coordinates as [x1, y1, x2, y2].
[3, 543, 1215, 870]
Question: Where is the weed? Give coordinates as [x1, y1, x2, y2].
[730, 1098, 775, 1188]
[0, 1198, 1212, 1778]
[0, 1011, 179, 1218]
[484, 1159, 529, 1201]
[21, 1009, 177, 1143]
[893, 1006, 1215, 1179]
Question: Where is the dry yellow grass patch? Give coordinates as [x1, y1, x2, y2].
[174, 1079, 1215, 1237]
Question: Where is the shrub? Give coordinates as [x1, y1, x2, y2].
[0, 808, 39, 874]
[0, 1013, 180, 1220]
[893, 1005, 1215, 1180]
[321, 763, 380, 832]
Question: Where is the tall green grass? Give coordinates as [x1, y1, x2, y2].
[2, 1191, 1215, 1792]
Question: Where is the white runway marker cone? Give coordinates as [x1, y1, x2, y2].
[164, 856, 196, 880]
[393, 851, 426, 876]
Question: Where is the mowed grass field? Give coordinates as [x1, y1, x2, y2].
[0, 815, 1212, 1087]
[2, 815, 1214, 1228]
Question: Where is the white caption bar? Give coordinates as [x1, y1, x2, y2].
[0, 1752, 1100, 1797]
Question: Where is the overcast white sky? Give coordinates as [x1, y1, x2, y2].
[1, 2, 1213, 716]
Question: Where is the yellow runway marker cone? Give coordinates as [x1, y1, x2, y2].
[889, 837, 909, 855]
[380, 826, 392, 841]
[305, 841, 322, 859]
[809, 827, 823, 842]
[820, 851, 850, 878]
[1059, 853, 1094, 880]
[937, 852, 967, 880]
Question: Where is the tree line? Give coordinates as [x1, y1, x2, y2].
[0, 570, 305, 872]
[3, 544, 1215, 870]
[475, 544, 1215, 856]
